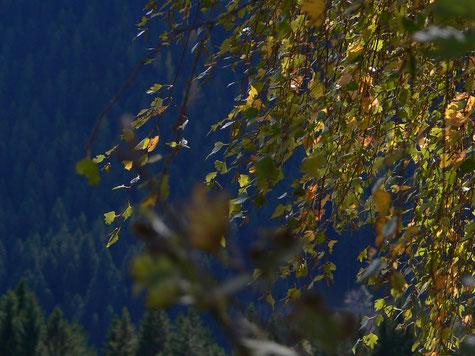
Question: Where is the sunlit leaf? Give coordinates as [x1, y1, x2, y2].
[123, 205, 133, 221]
[147, 135, 160, 152]
[104, 211, 116, 225]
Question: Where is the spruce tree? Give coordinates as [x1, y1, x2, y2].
[103, 307, 137, 356]
[9, 280, 45, 355]
[168, 310, 226, 356]
[136, 309, 172, 356]
[44, 307, 95, 356]
[0, 289, 21, 355]
[0, 280, 48, 355]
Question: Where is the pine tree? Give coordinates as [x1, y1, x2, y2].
[44, 307, 95, 356]
[0, 289, 21, 355]
[168, 310, 226, 356]
[372, 317, 413, 356]
[103, 307, 138, 356]
[136, 309, 172, 356]
[13, 280, 46, 355]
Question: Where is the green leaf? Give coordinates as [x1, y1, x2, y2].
[106, 228, 119, 248]
[207, 142, 225, 159]
[76, 158, 100, 186]
[206, 171, 218, 183]
[435, 0, 475, 20]
[123, 205, 133, 221]
[271, 204, 285, 218]
[363, 333, 379, 349]
[146, 83, 163, 95]
[390, 271, 406, 291]
[459, 155, 475, 175]
[104, 211, 116, 225]
[238, 174, 251, 187]
[374, 298, 385, 311]
[287, 288, 301, 301]
[300, 154, 326, 177]
[160, 174, 170, 202]
[255, 156, 279, 187]
[266, 293, 275, 310]
[214, 160, 228, 173]
[135, 137, 150, 151]
[121, 128, 135, 142]
[93, 155, 106, 163]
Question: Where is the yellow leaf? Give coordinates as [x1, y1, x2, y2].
[301, 0, 326, 26]
[141, 194, 158, 208]
[147, 135, 160, 152]
[135, 137, 150, 151]
[123, 160, 133, 170]
[246, 85, 258, 106]
[439, 153, 451, 168]
[347, 116, 357, 129]
[347, 43, 364, 62]
[187, 186, 229, 252]
[374, 190, 391, 214]
[238, 174, 251, 187]
[104, 211, 116, 225]
[266, 293, 275, 310]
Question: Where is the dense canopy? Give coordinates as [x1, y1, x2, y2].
[83, 0, 475, 354]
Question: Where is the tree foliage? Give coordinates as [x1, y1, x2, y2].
[85, 0, 475, 354]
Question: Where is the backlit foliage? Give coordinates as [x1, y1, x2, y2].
[83, 0, 475, 354]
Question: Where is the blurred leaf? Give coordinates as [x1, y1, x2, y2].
[300, 154, 326, 177]
[255, 156, 280, 188]
[302, 0, 326, 26]
[121, 128, 135, 142]
[358, 259, 383, 281]
[390, 271, 406, 291]
[435, 0, 475, 20]
[373, 190, 391, 214]
[160, 174, 170, 202]
[187, 185, 229, 252]
[459, 156, 475, 175]
[242, 339, 298, 356]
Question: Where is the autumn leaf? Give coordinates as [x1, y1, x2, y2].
[147, 135, 160, 152]
[186, 185, 229, 252]
[373, 190, 391, 215]
[301, 0, 326, 26]
[123, 160, 133, 170]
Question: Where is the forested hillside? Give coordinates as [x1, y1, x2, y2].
[0, 0, 257, 348]
[0, 0, 376, 344]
